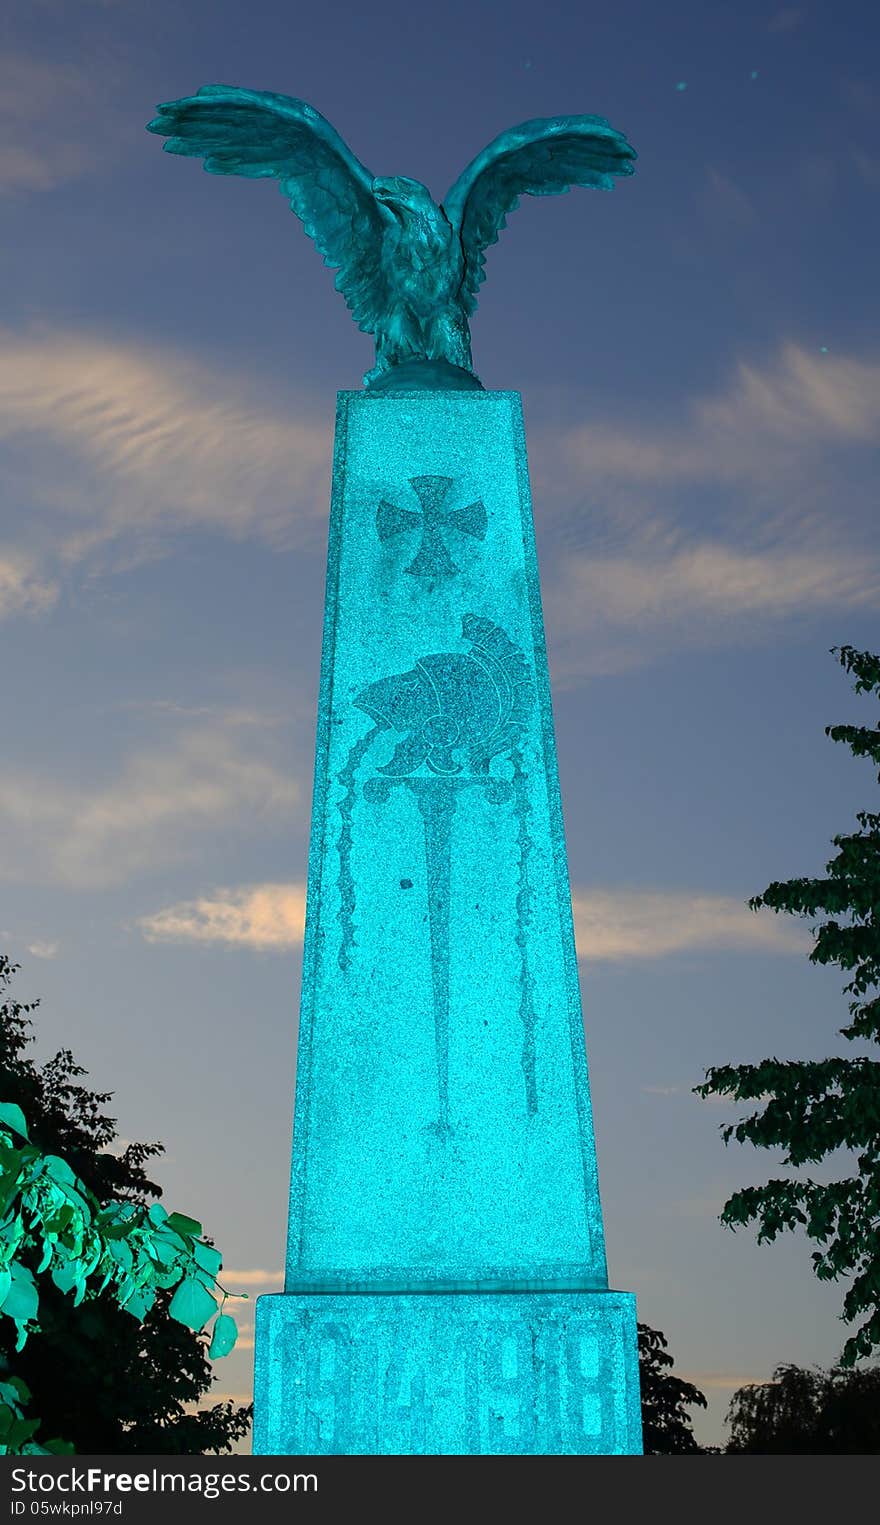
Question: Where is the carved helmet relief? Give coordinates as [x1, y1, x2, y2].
[354, 615, 533, 778]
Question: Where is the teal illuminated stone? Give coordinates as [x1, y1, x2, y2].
[254, 1290, 640, 1455]
[252, 390, 642, 1454]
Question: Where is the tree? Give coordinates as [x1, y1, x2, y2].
[0, 956, 251, 1452]
[695, 645, 880, 1366]
[0, 1100, 241, 1454]
[725, 1362, 880, 1453]
[637, 1322, 708, 1453]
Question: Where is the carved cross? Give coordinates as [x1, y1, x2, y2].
[376, 475, 487, 578]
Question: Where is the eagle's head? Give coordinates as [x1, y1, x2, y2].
[372, 176, 441, 226]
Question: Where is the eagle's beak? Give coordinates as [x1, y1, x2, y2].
[373, 180, 405, 222]
[372, 180, 395, 204]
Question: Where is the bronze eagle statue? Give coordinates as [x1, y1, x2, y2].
[147, 88, 636, 391]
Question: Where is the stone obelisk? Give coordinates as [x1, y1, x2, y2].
[252, 388, 642, 1453]
[147, 85, 642, 1454]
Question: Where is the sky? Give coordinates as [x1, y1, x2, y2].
[1, 0, 878, 1453]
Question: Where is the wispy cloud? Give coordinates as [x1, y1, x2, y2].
[0, 52, 117, 194]
[572, 889, 807, 962]
[535, 342, 880, 677]
[0, 930, 60, 961]
[137, 881, 806, 960]
[561, 343, 879, 489]
[0, 551, 58, 620]
[220, 1269, 284, 1287]
[557, 542, 874, 623]
[547, 539, 878, 679]
[0, 327, 331, 579]
[26, 940, 58, 960]
[140, 884, 306, 950]
[6, 331, 876, 680]
[0, 727, 298, 888]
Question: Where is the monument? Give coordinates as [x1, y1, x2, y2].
[148, 88, 643, 1455]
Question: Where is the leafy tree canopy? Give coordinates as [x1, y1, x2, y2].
[637, 1322, 708, 1454]
[0, 956, 251, 1453]
[726, 1362, 880, 1453]
[696, 646, 880, 1366]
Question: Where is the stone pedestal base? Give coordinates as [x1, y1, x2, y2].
[253, 1288, 642, 1455]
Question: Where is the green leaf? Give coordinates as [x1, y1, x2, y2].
[106, 1238, 132, 1270]
[192, 1240, 222, 1278]
[164, 1212, 202, 1238]
[51, 1263, 79, 1296]
[121, 1287, 155, 1321]
[43, 1205, 76, 1236]
[147, 1234, 182, 1266]
[168, 1276, 217, 1332]
[147, 1203, 168, 1227]
[1, 1265, 39, 1323]
[208, 1311, 237, 1358]
[0, 1104, 29, 1141]
[0, 1151, 26, 1215]
[0, 1267, 10, 1306]
[4, 1415, 40, 1449]
[79, 1239, 102, 1278]
[40, 1155, 77, 1186]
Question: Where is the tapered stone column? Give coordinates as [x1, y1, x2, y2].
[253, 390, 642, 1455]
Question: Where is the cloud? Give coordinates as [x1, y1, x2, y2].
[0, 727, 298, 889]
[561, 344, 880, 489]
[220, 1269, 284, 1287]
[0, 551, 58, 619]
[5, 330, 875, 680]
[558, 543, 875, 624]
[0, 327, 331, 575]
[140, 884, 307, 950]
[0, 52, 118, 194]
[571, 889, 808, 962]
[545, 551, 878, 680]
[26, 941, 58, 960]
[121, 700, 285, 729]
[137, 881, 806, 961]
[547, 541, 879, 679]
[535, 343, 880, 677]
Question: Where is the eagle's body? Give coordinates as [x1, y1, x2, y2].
[370, 177, 471, 381]
[147, 89, 636, 389]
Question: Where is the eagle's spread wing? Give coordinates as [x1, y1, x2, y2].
[443, 116, 636, 314]
[147, 86, 388, 335]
